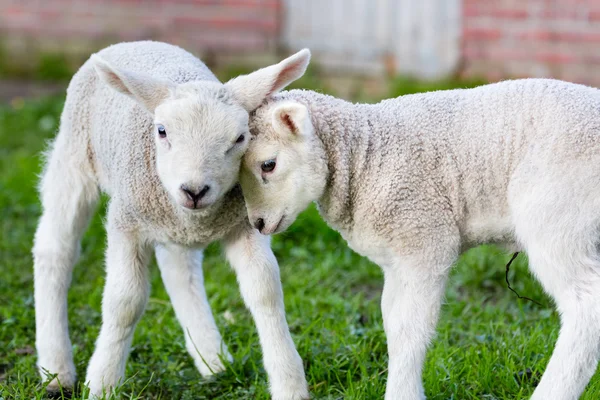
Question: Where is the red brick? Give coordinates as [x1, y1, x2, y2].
[490, 8, 529, 18]
[2, 6, 24, 16]
[463, 6, 481, 17]
[139, 15, 166, 26]
[463, 0, 496, 4]
[172, 16, 277, 33]
[157, 0, 215, 4]
[540, 9, 586, 19]
[519, 30, 555, 41]
[518, 30, 600, 43]
[535, 52, 578, 64]
[464, 5, 528, 19]
[222, 0, 280, 8]
[560, 31, 600, 42]
[581, 54, 600, 64]
[210, 17, 277, 31]
[38, 9, 61, 20]
[0, 0, 281, 54]
[589, 10, 600, 21]
[463, 27, 502, 40]
[490, 48, 530, 61]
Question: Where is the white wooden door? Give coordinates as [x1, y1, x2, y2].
[282, 0, 461, 78]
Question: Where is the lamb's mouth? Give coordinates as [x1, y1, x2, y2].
[182, 198, 213, 211]
[272, 214, 287, 234]
[259, 214, 288, 235]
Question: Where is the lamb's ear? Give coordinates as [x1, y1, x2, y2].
[91, 54, 175, 113]
[272, 102, 312, 138]
[225, 49, 311, 112]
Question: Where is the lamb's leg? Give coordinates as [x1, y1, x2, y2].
[223, 229, 308, 400]
[510, 170, 600, 399]
[381, 256, 451, 400]
[525, 247, 600, 400]
[33, 137, 99, 392]
[85, 224, 151, 396]
[155, 244, 231, 377]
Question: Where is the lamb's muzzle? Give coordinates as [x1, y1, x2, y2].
[180, 183, 211, 209]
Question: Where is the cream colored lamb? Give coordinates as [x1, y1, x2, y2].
[33, 40, 311, 399]
[240, 80, 600, 399]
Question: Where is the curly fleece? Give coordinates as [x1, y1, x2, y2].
[63, 40, 248, 244]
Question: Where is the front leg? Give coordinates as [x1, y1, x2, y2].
[224, 228, 309, 400]
[381, 255, 452, 400]
[155, 243, 231, 377]
[85, 225, 152, 396]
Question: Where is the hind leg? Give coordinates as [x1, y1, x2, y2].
[511, 166, 600, 399]
[155, 244, 231, 377]
[33, 137, 99, 391]
[524, 243, 600, 400]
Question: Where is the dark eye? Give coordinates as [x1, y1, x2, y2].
[157, 124, 167, 138]
[261, 159, 276, 173]
[236, 134, 245, 144]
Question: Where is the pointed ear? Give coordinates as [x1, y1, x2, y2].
[91, 54, 175, 113]
[225, 49, 311, 112]
[271, 102, 312, 138]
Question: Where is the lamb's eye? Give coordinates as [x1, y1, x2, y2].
[236, 134, 245, 144]
[157, 124, 167, 138]
[261, 159, 276, 173]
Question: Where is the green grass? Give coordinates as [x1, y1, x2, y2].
[1, 83, 600, 400]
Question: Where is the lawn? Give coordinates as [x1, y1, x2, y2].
[1, 77, 599, 400]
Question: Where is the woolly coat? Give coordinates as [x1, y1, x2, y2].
[263, 80, 600, 265]
[60, 41, 247, 246]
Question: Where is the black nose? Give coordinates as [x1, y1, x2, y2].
[254, 218, 265, 233]
[181, 185, 210, 205]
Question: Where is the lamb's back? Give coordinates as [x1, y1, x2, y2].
[93, 40, 217, 82]
[352, 79, 600, 250]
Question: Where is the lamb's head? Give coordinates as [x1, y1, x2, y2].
[92, 49, 310, 211]
[240, 100, 328, 234]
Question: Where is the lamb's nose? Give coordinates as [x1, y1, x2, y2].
[254, 218, 265, 233]
[181, 185, 210, 204]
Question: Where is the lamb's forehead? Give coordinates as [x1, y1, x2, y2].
[156, 84, 248, 132]
[175, 81, 236, 104]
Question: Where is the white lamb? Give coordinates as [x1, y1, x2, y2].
[33, 40, 311, 399]
[240, 79, 600, 399]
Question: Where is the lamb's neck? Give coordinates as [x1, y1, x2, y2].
[285, 90, 372, 229]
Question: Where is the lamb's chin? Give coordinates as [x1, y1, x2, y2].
[273, 215, 295, 234]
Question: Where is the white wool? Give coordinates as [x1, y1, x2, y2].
[32, 40, 310, 399]
[241, 79, 600, 400]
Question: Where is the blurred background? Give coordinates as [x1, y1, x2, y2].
[0, 0, 599, 101]
[2, 1, 600, 398]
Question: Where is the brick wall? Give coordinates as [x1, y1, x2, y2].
[3, 0, 600, 86]
[462, 0, 600, 86]
[0, 0, 281, 68]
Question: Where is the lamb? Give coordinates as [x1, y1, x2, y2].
[239, 79, 600, 399]
[33, 40, 311, 399]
